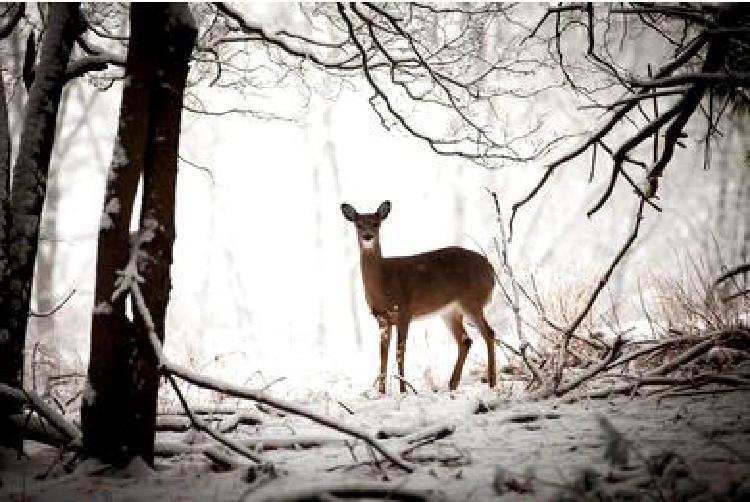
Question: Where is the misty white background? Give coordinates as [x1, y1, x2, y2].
[19, 4, 747, 398]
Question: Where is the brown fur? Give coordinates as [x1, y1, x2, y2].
[342, 201, 497, 393]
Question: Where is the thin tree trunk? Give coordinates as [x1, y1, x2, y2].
[0, 62, 13, 449]
[129, 2, 196, 464]
[0, 67, 10, 324]
[83, 3, 195, 466]
[0, 3, 81, 446]
[82, 4, 162, 465]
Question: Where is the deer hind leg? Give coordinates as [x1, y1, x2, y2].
[377, 317, 392, 394]
[467, 310, 497, 388]
[444, 312, 472, 390]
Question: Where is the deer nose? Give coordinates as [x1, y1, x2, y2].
[362, 232, 374, 241]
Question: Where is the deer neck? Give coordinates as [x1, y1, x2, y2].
[359, 243, 390, 311]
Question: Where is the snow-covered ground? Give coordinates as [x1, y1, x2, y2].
[2, 385, 749, 501]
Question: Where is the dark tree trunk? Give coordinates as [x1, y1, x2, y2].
[82, 3, 165, 466]
[129, 2, 196, 464]
[0, 63, 12, 449]
[0, 3, 82, 447]
[0, 68, 10, 323]
[82, 3, 195, 466]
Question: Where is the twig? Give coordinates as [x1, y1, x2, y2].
[165, 373, 266, 464]
[550, 335, 625, 397]
[715, 263, 750, 285]
[391, 374, 418, 395]
[29, 288, 76, 317]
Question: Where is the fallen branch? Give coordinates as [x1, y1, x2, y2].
[0, 383, 81, 449]
[649, 386, 750, 399]
[153, 441, 243, 470]
[155, 415, 193, 432]
[125, 277, 415, 473]
[154, 435, 346, 457]
[156, 412, 263, 434]
[165, 372, 266, 464]
[398, 423, 456, 458]
[7, 411, 68, 446]
[216, 410, 264, 433]
[550, 335, 624, 397]
[602, 335, 711, 373]
[561, 329, 749, 402]
[158, 404, 251, 415]
[160, 359, 414, 471]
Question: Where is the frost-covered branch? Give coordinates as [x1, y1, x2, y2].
[0, 383, 82, 448]
[559, 328, 749, 402]
[510, 3, 746, 234]
[204, 2, 568, 165]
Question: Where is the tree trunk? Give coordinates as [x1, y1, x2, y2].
[0, 63, 12, 449]
[82, 3, 195, 466]
[0, 3, 82, 447]
[129, 2, 196, 464]
[0, 68, 10, 331]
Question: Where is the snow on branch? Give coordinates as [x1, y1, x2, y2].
[508, 4, 746, 235]
[207, 2, 566, 165]
[0, 382, 82, 449]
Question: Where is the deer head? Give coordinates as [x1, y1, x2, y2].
[340, 201, 391, 250]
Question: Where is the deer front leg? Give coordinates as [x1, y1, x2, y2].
[395, 315, 410, 394]
[377, 316, 392, 394]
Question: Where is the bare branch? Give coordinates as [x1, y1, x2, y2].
[0, 2, 24, 40]
[29, 288, 76, 317]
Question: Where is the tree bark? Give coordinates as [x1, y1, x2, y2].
[0, 61, 12, 449]
[0, 68, 10, 327]
[130, 2, 196, 465]
[82, 2, 195, 466]
[0, 3, 82, 446]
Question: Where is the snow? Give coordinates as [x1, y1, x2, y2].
[98, 213, 114, 231]
[110, 140, 127, 172]
[1, 389, 748, 500]
[82, 381, 96, 406]
[91, 301, 112, 315]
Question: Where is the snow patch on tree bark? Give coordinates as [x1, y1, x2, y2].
[92, 301, 113, 315]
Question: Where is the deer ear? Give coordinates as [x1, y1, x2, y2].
[341, 203, 358, 222]
[377, 200, 391, 220]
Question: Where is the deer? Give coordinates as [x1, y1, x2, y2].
[341, 200, 497, 394]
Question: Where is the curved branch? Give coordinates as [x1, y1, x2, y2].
[29, 288, 76, 317]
